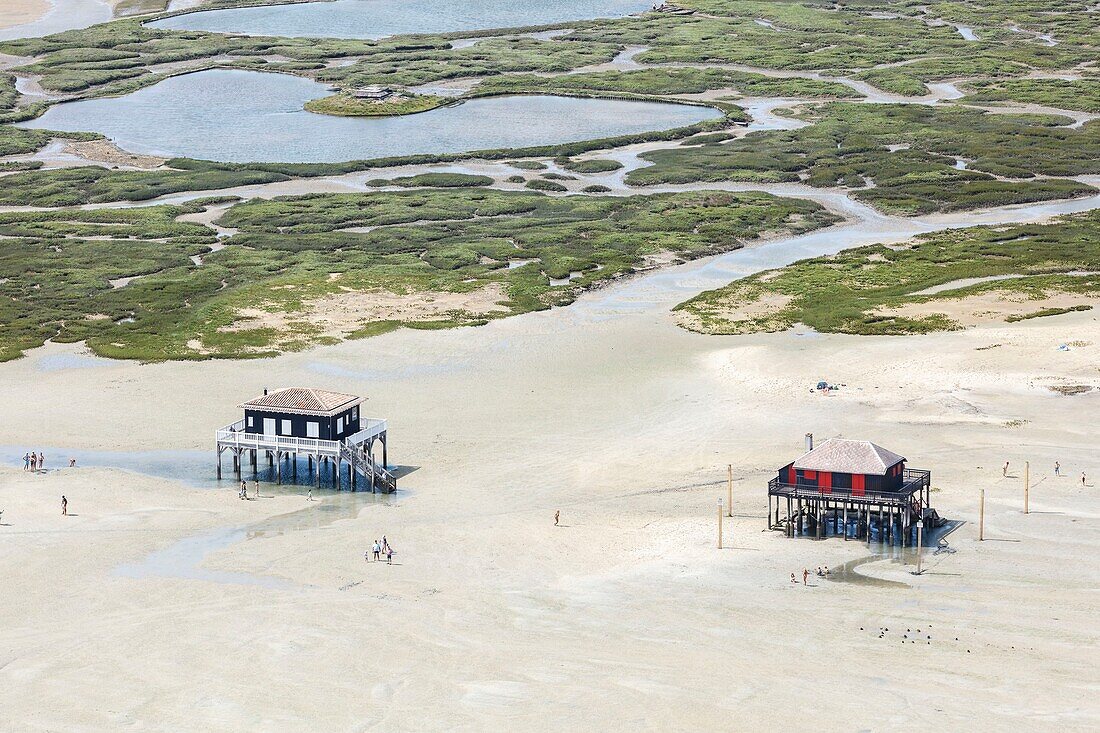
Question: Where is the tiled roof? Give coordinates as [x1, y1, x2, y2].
[793, 439, 905, 475]
[240, 388, 361, 416]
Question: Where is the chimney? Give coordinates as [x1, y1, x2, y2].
[263, 387, 268, 395]
[805, 432, 814, 452]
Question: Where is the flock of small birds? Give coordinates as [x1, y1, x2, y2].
[860, 624, 971, 653]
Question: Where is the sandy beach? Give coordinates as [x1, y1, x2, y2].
[0, 0, 51, 31]
[0, 242, 1097, 729]
[0, 0, 122, 41]
[0, 1, 1097, 728]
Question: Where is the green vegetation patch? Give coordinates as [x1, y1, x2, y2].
[674, 210, 1100, 336]
[525, 179, 567, 192]
[555, 157, 623, 173]
[304, 93, 447, 117]
[960, 78, 1100, 114]
[365, 173, 494, 188]
[627, 102, 1100, 213]
[474, 67, 860, 100]
[0, 188, 838, 361]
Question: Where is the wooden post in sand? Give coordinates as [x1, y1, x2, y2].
[979, 489, 985, 541]
[717, 498, 724, 549]
[914, 519, 924, 575]
[1024, 461, 1030, 514]
[727, 465, 733, 517]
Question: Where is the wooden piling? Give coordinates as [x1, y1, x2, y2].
[979, 488, 985, 541]
[1024, 461, 1030, 514]
[717, 499, 724, 549]
[727, 465, 733, 518]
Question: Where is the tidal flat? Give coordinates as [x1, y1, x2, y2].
[0, 4, 1099, 729]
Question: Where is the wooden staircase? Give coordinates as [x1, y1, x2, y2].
[340, 442, 397, 493]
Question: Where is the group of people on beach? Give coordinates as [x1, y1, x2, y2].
[22, 452, 46, 472]
[20, 452, 78, 472]
[238, 479, 262, 500]
[367, 536, 394, 564]
[791, 566, 831, 585]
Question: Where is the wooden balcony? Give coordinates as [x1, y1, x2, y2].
[767, 469, 930, 507]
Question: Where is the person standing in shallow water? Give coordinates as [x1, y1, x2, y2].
[39, 453, 45, 471]
[22, 452, 29, 471]
[61, 496, 67, 516]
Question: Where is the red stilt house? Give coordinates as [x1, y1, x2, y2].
[767, 437, 934, 542]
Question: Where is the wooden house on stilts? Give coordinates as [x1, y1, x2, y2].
[767, 435, 936, 544]
[215, 387, 395, 492]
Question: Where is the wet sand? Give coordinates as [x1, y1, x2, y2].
[0, 211, 1098, 729]
[0, 0, 51, 31]
[0, 0, 115, 41]
[0, 10, 1098, 730]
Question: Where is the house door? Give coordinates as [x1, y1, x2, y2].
[263, 417, 276, 435]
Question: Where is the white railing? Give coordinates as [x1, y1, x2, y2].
[216, 417, 387, 454]
[347, 418, 387, 446]
[215, 420, 342, 454]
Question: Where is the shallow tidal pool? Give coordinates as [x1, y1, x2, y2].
[150, 0, 652, 39]
[20, 69, 721, 163]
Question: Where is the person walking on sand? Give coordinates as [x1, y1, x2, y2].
[802, 568, 809, 585]
[1002, 461, 1009, 477]
[307, 488, 312, 502]
[1055, 461, 1061, 477]
[1083, 472, 1088, 488]
[372, 540, 381, 562]
[382, 536, 389, 555]
[386, 545, 394, 565]
[554, 510, 560, 526]
[790, 573, 797, 584]
[253, 480, 260, 499]
[22, 452, 29, 471]
[61, 495, 67, 516]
